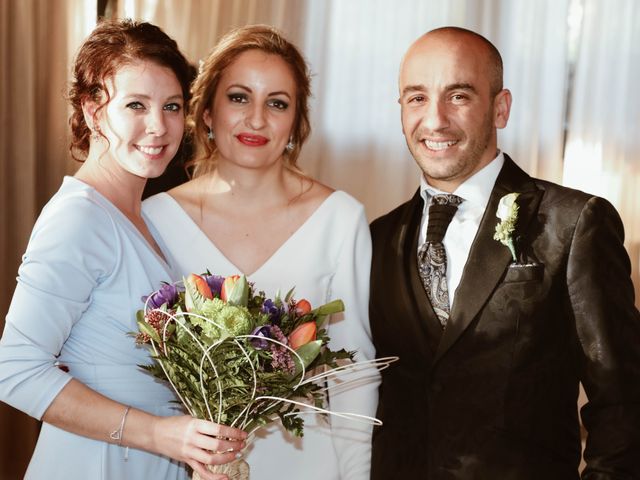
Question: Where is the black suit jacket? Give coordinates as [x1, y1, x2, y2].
[369, 156, 640, 479]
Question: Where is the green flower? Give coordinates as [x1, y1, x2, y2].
[190, 298, 254, 340]
[493, 192, 520, 262]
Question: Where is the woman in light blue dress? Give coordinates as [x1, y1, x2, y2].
[0, 20, 245, 480]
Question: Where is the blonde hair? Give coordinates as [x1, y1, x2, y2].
[188, 24, 311, 177]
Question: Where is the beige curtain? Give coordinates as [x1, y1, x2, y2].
[0, 1, 93, 476]
[563, 0, 640, 303]
[118, 0, 309, 64]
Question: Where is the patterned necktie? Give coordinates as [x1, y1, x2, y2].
[418, 194, 463, 327]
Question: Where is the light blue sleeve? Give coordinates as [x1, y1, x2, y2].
[0, 193, 117, 419]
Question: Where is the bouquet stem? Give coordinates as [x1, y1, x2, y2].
[193, 458, 250, 480]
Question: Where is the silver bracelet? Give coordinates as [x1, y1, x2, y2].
[109, 405, 131, 445]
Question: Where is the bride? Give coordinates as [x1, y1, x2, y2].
[143, 25, 379, 480]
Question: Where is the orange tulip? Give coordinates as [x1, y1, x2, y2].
[294, 299, 312, 316]
[188, 273, 213, 299]
[220, 275, 241, 302]
[288, 321, 317, 350]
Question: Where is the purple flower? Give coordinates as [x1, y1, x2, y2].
[143, 283, 179, 309]
[261, 299, 283, 324]
[251, 325, 272, 350]
[204, 274, 224, 297]
[269, 325, 295, 374]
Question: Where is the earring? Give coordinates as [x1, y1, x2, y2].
[207, 128, 215, 141]
[91, 127, 101, 142]
[285, 140, 295, 152]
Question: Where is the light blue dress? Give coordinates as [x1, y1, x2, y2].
[0, 177, 187, 479]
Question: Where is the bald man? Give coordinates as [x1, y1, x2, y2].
[369, 27, 640, 479]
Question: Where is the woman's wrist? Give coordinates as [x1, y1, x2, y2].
[117, 407, 158, 453]
[109, 405, 130, 445]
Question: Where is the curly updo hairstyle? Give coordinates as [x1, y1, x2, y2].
[188, 24, 312, 177]
[68, 19, 191, 161]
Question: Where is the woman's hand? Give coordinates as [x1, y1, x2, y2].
[151, 415, 247, 480]
[41, 381, 247, 478]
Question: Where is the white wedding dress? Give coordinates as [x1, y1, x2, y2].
[142, 191, 379, 480]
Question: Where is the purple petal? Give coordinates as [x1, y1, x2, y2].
[204, 274, 224, 296]
[144, 283, 179, 309]
[261, 299, 283, 324]
[250, 325, 272, 350]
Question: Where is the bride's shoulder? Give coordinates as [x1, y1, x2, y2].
[304, 179, 362, 211]
[307, 179, 334, 202]
[291, 174, 330, 201]
[165, 179, 203, 215]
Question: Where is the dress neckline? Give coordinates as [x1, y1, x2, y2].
[64, 176, 174, 275]
[156, 191, 342, 278]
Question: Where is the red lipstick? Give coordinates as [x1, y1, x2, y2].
[236, 133, 269, 146]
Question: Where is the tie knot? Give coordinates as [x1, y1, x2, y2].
[426, 194, 463, 242]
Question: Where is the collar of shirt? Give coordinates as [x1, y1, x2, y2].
[419, 151, 505, 243]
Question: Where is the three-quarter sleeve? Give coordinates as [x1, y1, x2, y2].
[0, 194, 116, 419]
[327, 201, 380, 480]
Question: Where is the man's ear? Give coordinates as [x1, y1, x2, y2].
[493, 89, 512, 129]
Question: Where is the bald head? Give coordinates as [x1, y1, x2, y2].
[404, 27, 504, 96]
[397, 26, 512, 192]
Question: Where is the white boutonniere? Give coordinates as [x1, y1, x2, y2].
[493, 192, 521, 262]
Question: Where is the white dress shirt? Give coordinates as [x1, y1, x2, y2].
[419, 152, 504, 307]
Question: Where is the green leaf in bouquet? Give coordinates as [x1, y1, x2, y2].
[315, 327, 330, 344]
[162, 359, 212, 418]
[311, 347, 354, 370]
[278, 312, 297, 336]
[139, 362, 167, 380]
[311, 299, 345, 317]
[279, 404, 304, 437]
[169, 343, 209, 384]
[137, 319, 161, 344]
[171, 309, 191, 344]
[283, 287, 296, 303]
[292, 340, 322, 377]
[164, 321, 176, 339]
[184, 276, 209, 312]
[247, 289, 268, 312]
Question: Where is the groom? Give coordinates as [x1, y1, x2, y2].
[369, 26, 640, 479]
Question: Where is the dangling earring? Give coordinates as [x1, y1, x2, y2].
[91, 126, 101, 142]
[285, 139, 295, 152]
[207, 128, 215, 141]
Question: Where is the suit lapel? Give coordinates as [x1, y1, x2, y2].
[433, 156, 543, 363]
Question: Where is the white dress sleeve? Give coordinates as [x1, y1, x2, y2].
[0, 194, 117, 419]
[326, 201, 380, 479]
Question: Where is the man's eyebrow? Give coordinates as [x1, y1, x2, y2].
[400, 83, 478, 98]
[400, 84, 426, 98]
[445, 83, 477, 93]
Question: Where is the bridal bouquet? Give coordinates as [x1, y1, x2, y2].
[135, 273, 389, 479]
